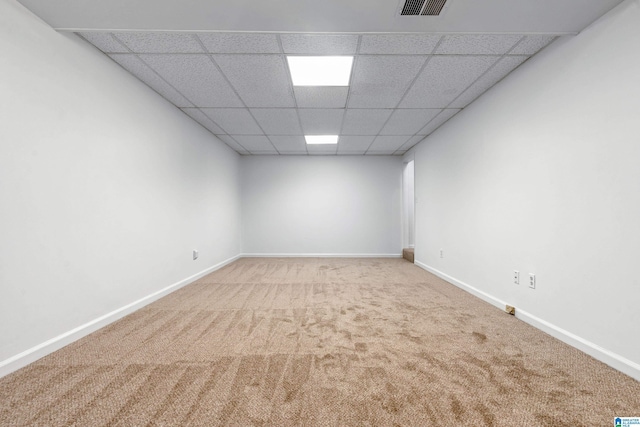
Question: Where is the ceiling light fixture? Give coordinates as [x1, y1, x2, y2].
[305, 135, 339, 145]
[287, 56, 353, 86]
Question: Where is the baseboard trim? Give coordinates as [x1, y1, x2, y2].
[515, 309, 640, 381]
[415, 261, 508, 311]
[0, 254, 241, 379]
[242, 253, 403, 258]
[414, 261, 640, 382]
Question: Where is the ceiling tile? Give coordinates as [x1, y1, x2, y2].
[114, 32, 204, 53]
[417, 109, 461, 136]
[250, 108, 302, 135]
[197, 33, 280, 53]
[214, 55, 295, 107]
[399, 55, 497, 108]
[269, 136, 307, 153]
[232, 135, 277, 153]
[510, 35, 556, 55]
[201, 108, 263, 134]
[436, 34, 523, 55]
[395, 135, 425, 153]
[380, 109, 441, 135]
[450, 56, 528, 108]
[294, 87, 348, 108]
[341, 109, 393, 135]
[367, 136, 411, 152]
[359, 34, 441, 54]
[366, 151, 397, 155]
[215, 135, 249, 154]
[280, 34, 359, 54]
[298, 109, 345, 134]
[109, 54, 193, 107]
[140, 54, 243, 107]
[337, 136, 375, 154]
[80, 32, 128, 53]
[307, 143, 338, 155]
[181, 108, 225, 134]
[348, 55, 427, 108]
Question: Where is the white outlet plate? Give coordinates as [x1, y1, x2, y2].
[514, 270, 520, 285]
[529, 273, 536, 289]
[440, 249, 444, 258]
[193, 250, 199, 260]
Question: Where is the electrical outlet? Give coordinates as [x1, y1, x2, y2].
[440, 249, 444, 258]
[193, 250, 199, 260]
[529, 273, 536, 289]
[514, 270, 520, 285]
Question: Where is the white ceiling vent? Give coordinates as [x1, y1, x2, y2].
[400, 0, 448, 16]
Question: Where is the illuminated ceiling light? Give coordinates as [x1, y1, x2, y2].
[287, 56, 353, 86]
[305, 135, 339, 145]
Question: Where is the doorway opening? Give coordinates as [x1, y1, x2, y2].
[402, 160, 415, 262]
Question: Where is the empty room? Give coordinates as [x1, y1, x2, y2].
[1, 0, 639, 425]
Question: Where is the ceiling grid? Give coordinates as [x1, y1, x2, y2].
[196, 34, 280, 154]
[335, 35, 363, 156]
[364, 35, 443, 155]
[277, 34, 309, 155]
[82, 31, 558, 155]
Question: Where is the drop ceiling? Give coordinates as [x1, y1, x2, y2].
[18, 0, 624, 156]
[17, 0, 623, 34]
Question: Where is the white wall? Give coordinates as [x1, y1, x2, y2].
[0, 0, 241, 374]
[412, 0, 640, 379]
[241, 156, 402, 256]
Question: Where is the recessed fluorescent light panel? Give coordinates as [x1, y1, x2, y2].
[305, 135, 339, 145]
[287, 56, 353, 86]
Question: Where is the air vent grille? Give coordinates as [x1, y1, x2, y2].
[400, 0, 448, 16]
[421, 0, 447, 15]
[401, 0, 427, 15]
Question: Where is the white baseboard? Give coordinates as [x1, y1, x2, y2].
[415, 261, 508, 311]
[515, 309, 640, 381]
[414, 261, 640, 382]
[242, 253, 403, 258]
[0, 254, 241, 379]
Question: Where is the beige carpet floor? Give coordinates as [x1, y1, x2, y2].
[1, 258, 639, 426]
